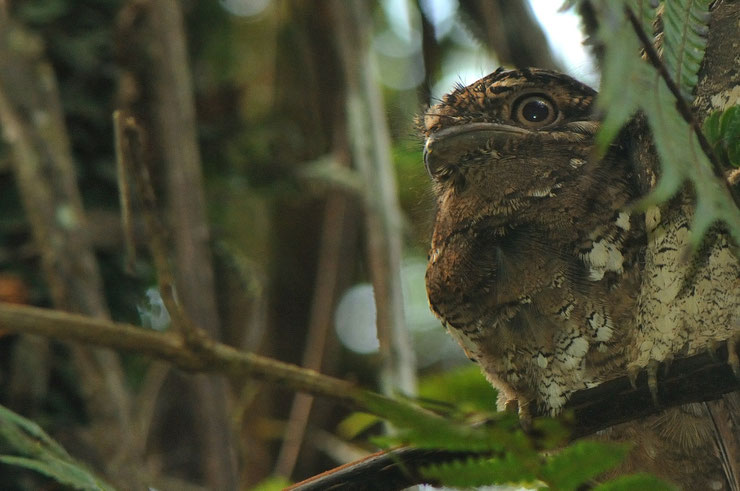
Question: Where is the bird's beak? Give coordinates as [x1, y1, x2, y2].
[424, 123, 529, 177]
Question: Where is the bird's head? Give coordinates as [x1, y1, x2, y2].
[422, 68, 635, 330]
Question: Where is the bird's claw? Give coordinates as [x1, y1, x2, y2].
[505, 398, 533, 432]
[662, 354, 673, 376]
[628, 358, 665, 406]
[727, 332, 740, 381]
[627, 365, 640, 390]
[706, 340, 722, 362]
[504, 398, 518, 413]
[647, 359, 660, 406]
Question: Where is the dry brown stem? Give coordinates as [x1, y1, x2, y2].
[331, 0, 417, 398]
[0, 14, 135, 483]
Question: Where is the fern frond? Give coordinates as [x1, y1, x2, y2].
[541, 441, 629, 490]
[595, 2, 740, 246]
[419, 441, 641, 490]
[628, 0, 658, 37]
[373, 409, 532, 454]
[420, 454, 539, 488]
[662, 0, 711, 99]
[594, 473, 678, 491]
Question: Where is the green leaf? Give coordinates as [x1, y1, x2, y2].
[249, 475, 293, 491]
[0, 405, 70, 460]
[628, 0, 658, 38]
[703, 106, 740, 167]
[382, 411, 530, 454]
[417, 364, 498, 414]
[337, 412, 381, 439]
[362, 388, 543, 456]
[643, 79, 740, 243]
[595, 472, 677, 491]
[703, 110, 722, 144]
[420, 454, 539, 488]
[540, 441, 628, 491]
[0, 456, 112, 491]
[16, 0, 69, 24]
[0, 404, 115, 490]
[531, 416, 571, 451]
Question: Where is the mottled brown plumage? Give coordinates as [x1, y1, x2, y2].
[423, 68, 739, 488]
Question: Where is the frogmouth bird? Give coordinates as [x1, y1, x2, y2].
[422, 67, 739, 489]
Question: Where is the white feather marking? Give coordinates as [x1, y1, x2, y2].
[569, 158, 586, 169]
[616, 211, 631, 231]
[562, 337, 589, 369]
[582, 239, 624, 281]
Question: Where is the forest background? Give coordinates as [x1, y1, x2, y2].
[0, 0, 737, 490]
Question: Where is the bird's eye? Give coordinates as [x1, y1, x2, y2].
[512, 94, 558, 127]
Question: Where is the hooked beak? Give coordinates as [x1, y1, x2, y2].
[423, 123, 529, 177]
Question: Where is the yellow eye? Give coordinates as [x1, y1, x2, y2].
[513, 94, 558, 127]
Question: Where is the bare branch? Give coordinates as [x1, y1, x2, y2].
[332, 0, 417, 397]
[0, 16, 134, 482]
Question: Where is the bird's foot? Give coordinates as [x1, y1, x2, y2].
[628, 357, 670, 407]
[504, 398, 533, 432]
[627, 364, 640, 390]
[646, 358, 661, 406]
[706, 339, 723, 362]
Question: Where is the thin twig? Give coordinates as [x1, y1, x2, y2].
[274, 194, 351, 477]
[0, 302, 437, 422]
[113, 111, 138, 274]
[113, 111, 206, 347]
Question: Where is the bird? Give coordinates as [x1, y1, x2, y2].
[422, 67, 739, 489]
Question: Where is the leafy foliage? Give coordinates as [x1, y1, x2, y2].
[338, 367, 499, 446]
[361, 386, 663, 489]
[594, 0, 740, 246]
[704, 106, 740, 168]
[412, 418, 645, 490]
[419, 442, 633, 490]
[0, 404, 114, 490]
